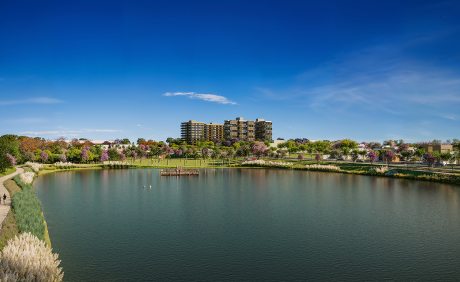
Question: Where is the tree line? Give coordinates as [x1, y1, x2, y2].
[1, 135, 459, 172]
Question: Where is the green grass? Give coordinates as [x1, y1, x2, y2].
[4, 179, 22, 197]
[0, 167, 16, 177]
[11, 177, 46, 241]
[0, 180, 22, 250]
[0, 210, 19, 250]
[130, 158, 240, 168]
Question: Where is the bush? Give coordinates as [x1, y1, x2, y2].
[369, 166, 389, 175]
[0, 232, 63, 281]
[53, 162, 76, 169]
[241, 159, 292, 168]
[25, 162, 43, 173]
[18, 172, 35, 185]
[102, 161, 131, 169]
[304, 164, 341, 172]
[11, 187, 46, 241]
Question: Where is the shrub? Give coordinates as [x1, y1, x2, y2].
[54, 162, 76, 169]
[102, 161, 130, 169]
[304, 164, 341, 172]
[18, 172, 35, 185]
[370, 166, 389, 174]
[25, 162, 43, 173]
[0, 232, 63, 281]
[241, 159, 292, 168]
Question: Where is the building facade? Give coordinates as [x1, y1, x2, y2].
[255, 118, 273, 142]
[224, 117, 255, 142]
[182, 117, 273, 144]
[205, 123, 224, 142]
[420, 143, 453, 154]
[181, 120, 206, 145]
[181, 120, 224, 144]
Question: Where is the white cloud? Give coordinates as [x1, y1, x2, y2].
[163, 92, 236, 105]
[0, 97, 63, 106]
[19, 129, 121, 137]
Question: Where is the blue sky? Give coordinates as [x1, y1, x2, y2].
[1, 0, 460, 142]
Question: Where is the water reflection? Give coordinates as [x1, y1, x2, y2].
[34, 168, 460, 281]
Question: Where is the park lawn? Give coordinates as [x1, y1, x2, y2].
[38, 164, 103, 176]
[131, 158, 241, 168]
[0, 167, 16, 177]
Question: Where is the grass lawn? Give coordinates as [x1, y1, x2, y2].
[0, 179, 21, 250]
[130, 158, 241, 168]
[4, 179, 21, 196]
[0, 167, 16, 177]
[0, 210, 19, 250]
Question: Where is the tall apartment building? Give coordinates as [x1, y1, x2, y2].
[255, 118, 273, 142]
[224, 117, 255, 141]
[420, 143, 453, 154]
[181, 120, 206, 144]
[181, 120, 224, 144]
[224, 117, 273, 142]
[205, 123, 224, 141]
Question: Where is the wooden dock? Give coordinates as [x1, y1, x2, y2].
[160, 168, 199, 176]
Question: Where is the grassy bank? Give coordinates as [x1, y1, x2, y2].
[30, 158, 460, 187]
[244, 160, 460, 186]
[0, 203, 19, 250]
[0, 167, 15, 177]
[0, 179, 22, 249]
[4, 175, 52, 247]
[129, 158, 239, 168]
[38, 164, 103, 176]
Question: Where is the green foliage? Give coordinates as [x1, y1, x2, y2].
[0, 135, 20, 172]
[66, 147, 82, 163]
[0, 206, 19, 250]
[11, 178, 46, 241]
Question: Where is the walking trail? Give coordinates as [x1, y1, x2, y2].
[0, 167, 24, 230]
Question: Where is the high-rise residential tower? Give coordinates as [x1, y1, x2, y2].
[255, 118, 273, 142]
[181, 120, 224, 144]
[224, 117, 256, 141]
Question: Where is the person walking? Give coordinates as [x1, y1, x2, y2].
[2, 193, 6, 204]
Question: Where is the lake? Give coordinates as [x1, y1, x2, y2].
[34, 168, 460, 281]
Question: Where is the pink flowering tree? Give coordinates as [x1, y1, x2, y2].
[368, 151, 377, 163]
[40, 151, 49, 163]
[384, 150, 394, 164]
[119, 152, 126, 161]
[100, 150, 109, 162]
[252, 142, 268, 159]
[6, 153, 16, 166]
[81, 146, 90, 163]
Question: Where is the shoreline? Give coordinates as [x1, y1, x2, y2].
[0, 169, 52, 250]
[33, 162, 460, 186]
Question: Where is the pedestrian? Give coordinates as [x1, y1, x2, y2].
[2, 194, 6, 204]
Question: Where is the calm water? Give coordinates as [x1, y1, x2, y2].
[34, 169, 460, 281]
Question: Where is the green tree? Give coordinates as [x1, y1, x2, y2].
[400, 150, 413, 161]
[0, 135, 20, 172]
